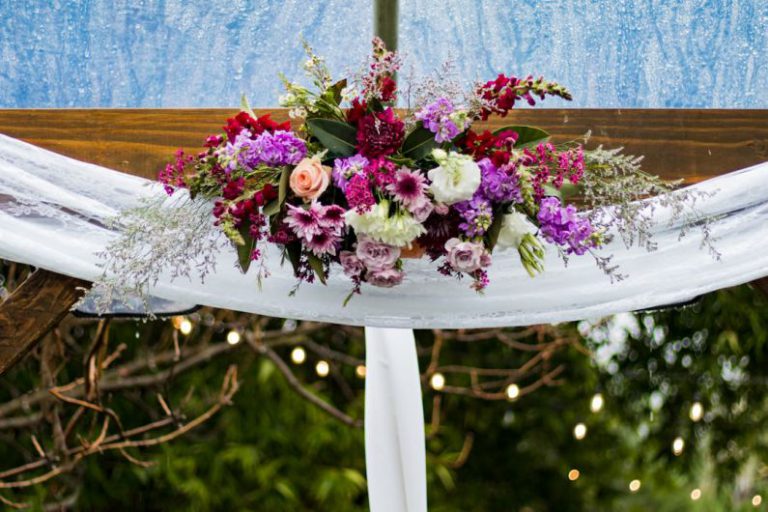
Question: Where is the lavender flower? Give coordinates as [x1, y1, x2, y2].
[454, 195, 493, 238]
[537, 197, 596, 255]
[478, 158, 522, 203]
[222, 130, 307, 170]
[332, 154, 369, 191]
[415, 98, 468, 143]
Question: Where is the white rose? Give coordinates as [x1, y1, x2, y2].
[427, 149, 481, 205]
[496, 211, 537, 249]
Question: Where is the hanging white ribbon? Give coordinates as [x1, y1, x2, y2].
[1, 134, 768, 511]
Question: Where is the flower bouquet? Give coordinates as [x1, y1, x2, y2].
[153, 39, 710, 303]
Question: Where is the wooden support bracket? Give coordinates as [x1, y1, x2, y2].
[0, 269, 87, 375]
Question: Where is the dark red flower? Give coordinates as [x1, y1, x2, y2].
[346, 98, 368, 125]
[222, 177, 245, 200]
[223, 112, 291, 141]
[379, 76, 397, 103]
[356, 107, 404, 158]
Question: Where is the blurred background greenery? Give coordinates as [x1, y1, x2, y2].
[1, 279, 767, 511]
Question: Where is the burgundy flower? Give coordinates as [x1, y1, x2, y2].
[379, 76, 397, 103]
[223, 112, 291, 142]
[356, 107, 404, 158]
[346, 98, 368, 125]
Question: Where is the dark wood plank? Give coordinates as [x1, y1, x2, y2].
[0, 270, 87, 375]
[0, 109, 766, 183]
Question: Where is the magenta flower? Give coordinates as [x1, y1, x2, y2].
[284, 203, 323, 241]
[305, 230, 340, 256]
[345, 173, 376, 213]
[386, 167, 428, 209]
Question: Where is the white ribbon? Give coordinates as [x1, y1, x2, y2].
[364, 327, 427, 512]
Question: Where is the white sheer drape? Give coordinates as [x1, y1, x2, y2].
[1, 133, 767, 512]
[1, 134, 767, 328]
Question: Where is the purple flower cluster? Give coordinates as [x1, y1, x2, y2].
[284, 201, 346, 256]
[223, 130, 307, 170]
[477, 158, 522, 203]
[332, 154, 369, 191]
[536, 197, 596, 255]
[415, 98, 463, 143]
[454, 196, 493, 238]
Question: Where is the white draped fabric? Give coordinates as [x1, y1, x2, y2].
[1, 133, 768, 512]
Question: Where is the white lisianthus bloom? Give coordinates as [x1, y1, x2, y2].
[496, 211, 537, 249]
[345, 200, 426, 247]
[427, 149, 481, 205]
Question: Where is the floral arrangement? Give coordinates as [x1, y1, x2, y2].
[151, 39, 711, 303]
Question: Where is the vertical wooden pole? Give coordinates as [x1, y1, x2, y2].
[374, 0, 399, 51]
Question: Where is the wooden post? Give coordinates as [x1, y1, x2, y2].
[0, 270, 87, 375]
[374, 0, 399, 51]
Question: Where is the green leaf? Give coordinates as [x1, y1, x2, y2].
[235, 222, 255, 274]
[263, 167, 290, 216]
[306, 118, 357, 156]
[485, 208, 505, 251]
[329, 79, 347, 105]
[494, 125, 550, 148]
[240, 94, 257, 119]
[402, 123, 438, 161]
[307, 254, 327, 284]
[285, 243, 302, 275]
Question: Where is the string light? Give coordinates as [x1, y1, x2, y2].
[690, 489, 701, 501]
[178, 318, 193, 335]
[356, 365, 367, 379]
[690, 402, 704, 422]
[290, 347, 306, 365]
[568, 469, 580, 481]
[672, 437, 685, 456]
[506, 384, 520, 401]
[629, 480, 641, 492]
[590, 393, 604, 413]
[573, 423, 587, 440]
[226, 330, 241, 345]
[315, 360, 330, 377]
[430, 373, 445, 391]
[753, 495, 762, 507]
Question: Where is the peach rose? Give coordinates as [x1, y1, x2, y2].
[289, 157, 331, 201]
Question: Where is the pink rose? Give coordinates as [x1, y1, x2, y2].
[290, 156, 331, 200]
[409, 197, 434, 223]
[367, 267, 405, 288]
[356, 236, 400, 271]
[339, 250, 365, 277]
[445, 238, 490, 273]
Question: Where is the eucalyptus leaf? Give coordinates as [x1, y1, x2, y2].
[494, 125, 550, 148]
[235, 222, 256, 274]
[329, 79, 347, 105]
[402, 124, 438, 161]
[307, 254, 327, 284]
[306, 118, 357, 156]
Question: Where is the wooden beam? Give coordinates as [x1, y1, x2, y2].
[0, 109, 766, 184]
[0, 270, 87, 375]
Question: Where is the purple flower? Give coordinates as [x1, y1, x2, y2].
[477, 158, 522, 203]
[367, 267, 405, 288]
[415, 98, 463, 143]
[222, 130, 307, 170]
[537, 197, 596, 255]
[332, 154, 369, 191]
[444, 238, 491, 273]
[454, 195, 493, 238]
[356, 236, 400, 271]
[340, 251, 365, 277]
[386, 167, 429, 209]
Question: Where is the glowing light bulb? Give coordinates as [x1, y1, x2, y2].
[568, 469, 580, 481]
[672, 437, 685, 456]
[430, 373, 445, 391]
[506, 384, 520, 401]
[356, 365, 367, 379]
[690, 489, 701, 501]
[629, 479, 641, 492]
[315, 360, 330, 377]
[290, 347, 306, 365]
[226, 330, 241, 345]
[179, 318, 193, 335]
[573, 423, 587, 440]
[690, 402, 704, 422]
[753, 495, 762, 507]
[590, 393, 604, 413]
